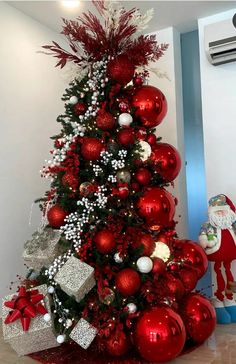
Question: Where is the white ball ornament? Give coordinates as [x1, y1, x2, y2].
[57, 334, 66, 344]
[114, 252, 123, 263]
[138, 140, 152, 161]
[126, 303, 137, 313]
[47, 286, 55, 294]
[118, 113, 133, 127]
[69, 96, 78, 105]
[136, 256, 153, 273]
[66, 319, 73, 328]
[43, 313, 51, 322]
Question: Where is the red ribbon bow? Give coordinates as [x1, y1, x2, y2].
[4, 286, 48, 331]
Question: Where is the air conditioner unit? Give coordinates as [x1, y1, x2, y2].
[205, 14, 236, 65]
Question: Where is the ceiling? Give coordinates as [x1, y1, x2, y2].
[7, 1, 236, 34]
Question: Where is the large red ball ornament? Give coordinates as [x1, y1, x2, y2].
[132, 85, 167, 128]
[136, 187, 175, 228]
[94, 229, 116, 254]
[180, 293, 216, 343]
[174, 240, 208, 279]
[135, 233, 155, 256]
[107, 55, 135, 85]
[106, 330, 129, 356]
[116, 268, 141, 296]
[81, 137, 103, 161]
[179, 267, 198, 293]
[117, 128, 135, 147]
[74, 102, 87, 115]
[151, 142, 181, 182]
[134, 168, 152, 186]
[47, 204, 67, 229]
[136, 307, 186, 362]
[96, 111, 116, 131]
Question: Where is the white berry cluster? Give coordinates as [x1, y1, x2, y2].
[92, 164, 103, 177]
[45, 250, 73, 281]
[100, 150, 113, 164]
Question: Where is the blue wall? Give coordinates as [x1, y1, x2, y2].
[181, 31, 211, 297]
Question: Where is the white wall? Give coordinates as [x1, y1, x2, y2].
[149, 28, 188, 238]
[0, 2, 66, 302]
[198, 9, 236, 202]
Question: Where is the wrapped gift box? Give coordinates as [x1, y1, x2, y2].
[70, 318, 97, 349]
[2, 284, 59, 356]
[54, 256, 96, 302]
[22, 227, 61, 271]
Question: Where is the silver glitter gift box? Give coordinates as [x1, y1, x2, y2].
[2, 284, 59, 356]
[70, 318, 97, 349]
[54, 256, 96, 302]
[22, 227, 61, 271]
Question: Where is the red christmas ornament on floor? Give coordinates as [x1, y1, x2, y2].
[135, 233, 155, 256]
[81, 137, 103, 161]
[62, 172, 78, 191]
[74, 102, 87, 115]
[116, 268, 141, 296]
[180, 293, 216, 343]
[136, 187, 175, 228]
[134, 168, 152, 186]
[107, 55, 135, 85]
[135, 307, 186, 362]
[151, 142, 181, 182]
[132, 85, 167, 128]
[117, 128, 135, 147]
[106, 330, 129, 356]
[47, 204, 67, 228]
[174, 240, 208, 279]
[94, 229, 116, 254]
[96, 111, 116, 130]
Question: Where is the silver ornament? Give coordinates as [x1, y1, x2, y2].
[69, 96, 78, 105]
[118, 113, 133, 127]
[116, 169, 131, 183]
[126, 303, 137, 314]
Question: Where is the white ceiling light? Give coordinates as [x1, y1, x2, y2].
[61, 0, 80, 9]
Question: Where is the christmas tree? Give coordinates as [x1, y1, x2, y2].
[2, 2, 216, 363]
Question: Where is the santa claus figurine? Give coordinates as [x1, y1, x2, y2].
[199, 194, 236, 324]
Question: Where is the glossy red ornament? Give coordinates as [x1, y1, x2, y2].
[74, 102, 87, 115]
[96, 111, 116, 131]
[131, 182, 140, 192]
[152, 257, 166, 275]
[179, 267, 198, 292]
[62, 172, 78, 191]
[165, 273, 185, 300]
[106, 330, 129, 356]
[151, 142, 181, 182]
[146, 133, 157, 145]
[133, 75, 143, 86]
[117, 185, 129, 199]
[132, 85, 167, 128]
[135, 307, 186, 362]
[81, 137, 103, 161]
[107, 55, 135, 85]
[47, 204, 67, 228]
[180, 293, 216, 343]
[136, 187, 175, 228]
[136, 127, 147, 141]
[134, 168, 152, 186]
[117, 128, 135, 147]
[135, 233, 155, 256]
[174, 240, 208, 279]
[116, 268, 141, 296]
[94, 229, 116, 254]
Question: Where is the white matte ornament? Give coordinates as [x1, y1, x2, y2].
[48, 286, 55, 294]
[136, 256, 153, 273]
[138, 140, 152, 161]
[43, 313, 51, 322]
[118, 113, 133, 127]
[69, 96, 78, 105]
[126, 303, 137, 313]
[57, 335, 66, 344]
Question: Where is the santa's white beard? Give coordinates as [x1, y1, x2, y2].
[209, 210, 236, 229]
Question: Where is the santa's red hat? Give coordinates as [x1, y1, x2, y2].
[208, 194, 236, 213]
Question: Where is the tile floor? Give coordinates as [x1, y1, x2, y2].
[1, 324, 236, 364]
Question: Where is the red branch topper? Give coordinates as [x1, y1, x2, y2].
[4, 286, 48, 331]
